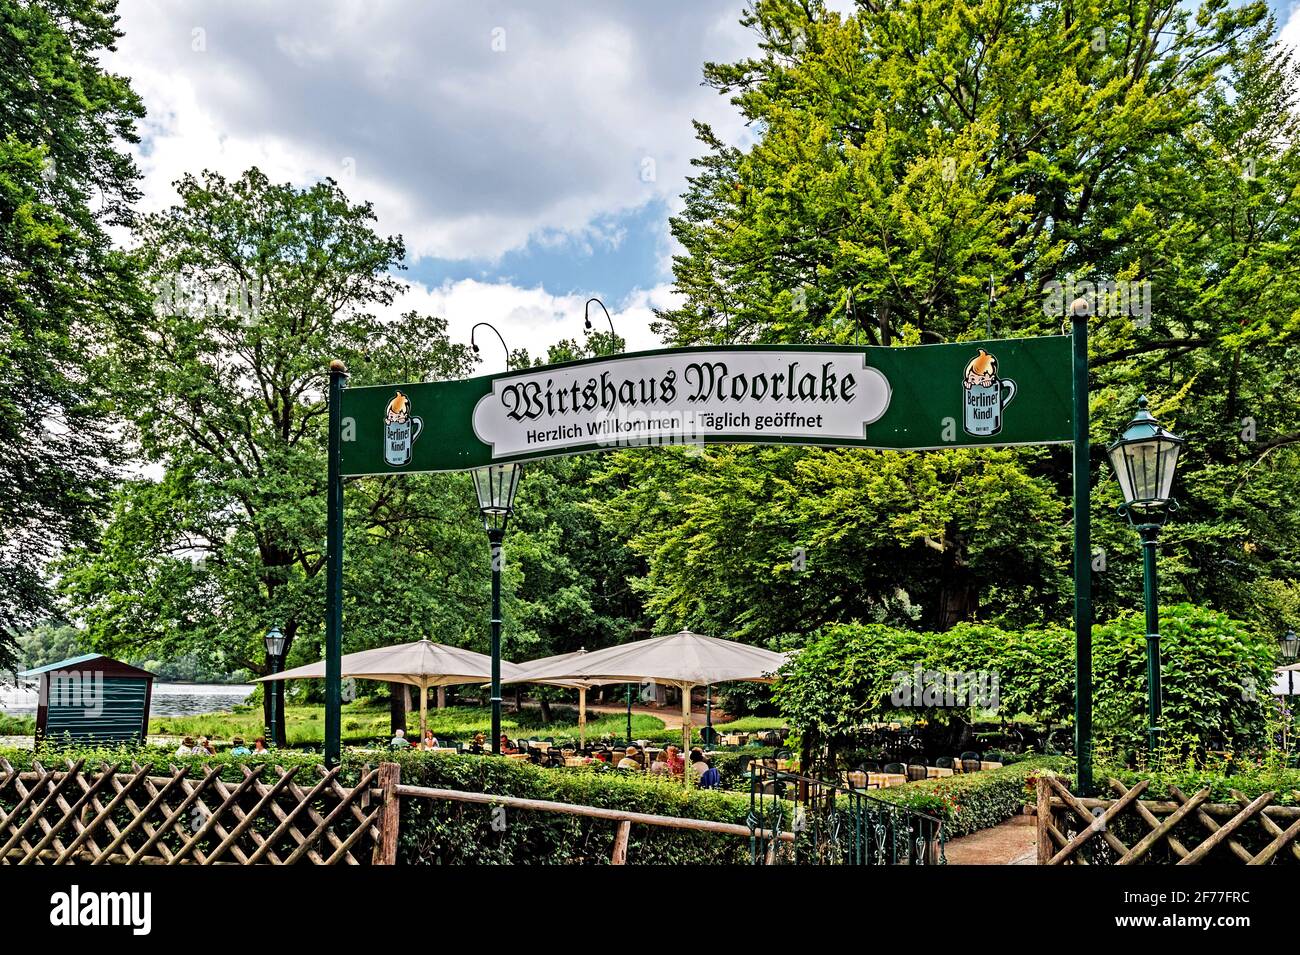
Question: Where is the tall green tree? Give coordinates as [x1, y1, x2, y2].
[60, 168, 476, 741]
[611, 0, 1300, 643]
[0, 0, 144, 670]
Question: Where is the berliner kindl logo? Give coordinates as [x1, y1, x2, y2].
[383, 391, 423, 466]
[962, 349, 1017, 436]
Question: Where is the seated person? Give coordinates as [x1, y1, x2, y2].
[689, 748, 709, 777]
[616, 745, 642, 770]
[649, 751, 671, 775]
[698, 759, 722, 790]
[390, 728, 411, 749]
[175, 736, 199, 757]
[229, 737, 251, 756]
[500, 734, 517, 754]
[664, 745, 686, 776]
[421, 730, 439, 750]
[251, 737, 269, 754]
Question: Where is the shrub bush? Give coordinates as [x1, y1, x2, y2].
[871, 756, 1072, 839]
[0, 744, 758, 865]
[777, 604, 1276, 765]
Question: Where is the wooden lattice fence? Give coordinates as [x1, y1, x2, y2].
[1035, 774, 1300, 865]
[0, 757, 400, 865]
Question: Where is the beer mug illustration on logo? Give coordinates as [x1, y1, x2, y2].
[384, 391, 423, 467]
[962, 349, 1017, 436]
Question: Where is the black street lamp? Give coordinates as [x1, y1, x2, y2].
[263, 626, 287, 747]
[1106, 396, 1186, 755]
[472, 463, 524, 755]
[1281, 628, 1298, 703]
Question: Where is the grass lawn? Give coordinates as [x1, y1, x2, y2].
[709, 716, 787, 733]
[148, 701, 667, 747]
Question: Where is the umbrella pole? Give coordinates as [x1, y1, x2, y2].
[682, 685, 692, 788]
[579, 687, 586, 748]
[420, 683, 428, 745]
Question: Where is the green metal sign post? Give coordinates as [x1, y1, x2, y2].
[320, 334, 1092, 777]
[1070, 311, 1094, 796]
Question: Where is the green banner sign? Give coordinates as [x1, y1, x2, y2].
[338, 336, 1073, 476]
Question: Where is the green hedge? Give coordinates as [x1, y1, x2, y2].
[380, 750, 759, 864]
[0, 745, 758, 865]
[870, 756, 1072, 839]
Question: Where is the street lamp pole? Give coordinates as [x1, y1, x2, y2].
[472, 463, 523, 756]
[1106, 395, 1186, 757]
[1280, 629, 1298, 747]
[489, 525, 504, 752]
[1139, 524, 1162, 753]
[264, 626, 287, 748]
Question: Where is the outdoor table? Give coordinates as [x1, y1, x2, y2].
[506, 753, 530, 760]
[982, 761, 1003, 771]
[926, 766, 954, 778]
[867, 772, 906, 789]
[564, 756, 588, 767]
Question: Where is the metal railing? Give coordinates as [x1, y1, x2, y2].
[748, 765, 946, 865]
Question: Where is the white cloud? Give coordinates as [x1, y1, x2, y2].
[1282, 1, 1300, 56]
[106, 1, 759, 265]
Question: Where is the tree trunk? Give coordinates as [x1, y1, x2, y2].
[389, 682, 409, 735]
[539, 698, 551, 723]
[435, 686, 445, 709]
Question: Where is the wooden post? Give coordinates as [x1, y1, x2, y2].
[610, 819, 631, 864]
[1036, 774, 1054, 865]
[372, 762, 401, 865]
[419, 684, 428, 745]
[579, 687, 586, 748]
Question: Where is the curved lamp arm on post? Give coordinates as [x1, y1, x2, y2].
[583, 298, 617, 354]
[471, 322, 511, 371]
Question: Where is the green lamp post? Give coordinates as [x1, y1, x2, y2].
[263, 626, 287, 748]
[1281, 629, 1298, 746]
[472, 462, 524, 756]
[1106, 396, 1186, 755]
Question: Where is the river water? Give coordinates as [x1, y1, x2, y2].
[0, 681, 253, 718]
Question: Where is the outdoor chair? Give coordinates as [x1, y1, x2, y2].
[935, 756, 954, 769]
[960, 750, 980, 761]
[882, 762, 906, 775]
[906, 764, 928, 782]
[984, 750, 1003, 763]
[961, 758, 981, 774]
[857, 760, 880, 773]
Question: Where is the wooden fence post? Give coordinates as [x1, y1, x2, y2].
[1035, 774, 1054, 865]
[610, 819, 631, 864]
[372, 762, 401, 865]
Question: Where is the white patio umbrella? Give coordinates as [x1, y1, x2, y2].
[503, 647, 623, 746]
[505, 630, 790, 780]
[255, 638, 536, 744]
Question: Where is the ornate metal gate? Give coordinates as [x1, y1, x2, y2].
[748, 766, 946, 865]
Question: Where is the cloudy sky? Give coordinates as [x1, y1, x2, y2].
[105, 0, 1299, 367]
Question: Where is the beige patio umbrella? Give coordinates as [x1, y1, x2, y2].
[503, 647, 623, 746]
[505, 630, 789, 783]
[255, 638, 535, 744]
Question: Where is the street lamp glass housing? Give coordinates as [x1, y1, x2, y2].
[264, 626, 286, 658]
[1281, 629, 1300, 661]
[472, 462, 523, 533]
[1106, 396, 1185, 516]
